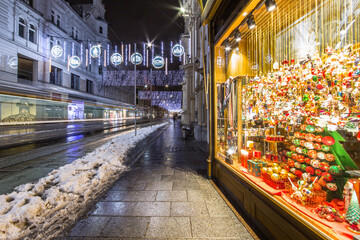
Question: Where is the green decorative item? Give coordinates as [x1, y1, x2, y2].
[329, 165, 343, 176]
[306, 125, 315, 133]
[302, 148, 308, 155]
[286, 151, 293, 158]
[321, 144, 331, 152]
[312, 75, 318, 82]
[293, 139, 300, 146]
[303, 94, 309, 102]
[314, 95, 320, 101]
[301, 164, 307, 172]
[345, 192, 360, 233]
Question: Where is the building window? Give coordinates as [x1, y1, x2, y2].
[18, 18, 26, 38]
[75, 30, 78, 40]
[86, 80, 94, 94]
[71, 27, 75, 38]
[22, 0, 33, 7]
[50, 66, 62, 85]
[56, 15, 61, 28]
[28, 24, 36, 43]
[50, 37, 54, 50]
[51, 10, 55, 23]
[99, 26, 103, 34]
[98, 66, 103, 75]
[71, 74, 80, 90]
[18, 57, 33, 83]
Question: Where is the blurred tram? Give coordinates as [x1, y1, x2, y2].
[0, 87, 156, 126]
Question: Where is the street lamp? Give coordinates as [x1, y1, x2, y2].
[145, 43, 153, 124]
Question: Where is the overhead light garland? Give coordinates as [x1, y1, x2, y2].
[103, 70, 184, 87]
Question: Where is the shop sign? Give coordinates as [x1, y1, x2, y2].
[110, 53, 123, 66]
[69, 56, 81, 68]
[131, 52, 143, 65]
[172, 44, 184, 57]
[51, 45, 63, 58]
[152, 56, 164, 69]
[8, 57, 18, 69]
[90, 45, 101, 58]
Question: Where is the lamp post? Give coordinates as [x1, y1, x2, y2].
[150, 67, 153, 125]
[146, 42, 153, 125]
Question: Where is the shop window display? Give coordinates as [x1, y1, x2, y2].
[214, 0, 360, 237]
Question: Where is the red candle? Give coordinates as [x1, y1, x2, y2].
[241, 150, 249, 169]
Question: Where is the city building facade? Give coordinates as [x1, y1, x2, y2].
[0, 0, 134, 123]
[180, 0, 208, 142]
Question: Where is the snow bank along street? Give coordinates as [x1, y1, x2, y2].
[0, 123, 168, 240]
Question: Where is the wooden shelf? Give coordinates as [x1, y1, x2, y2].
[264, 139, 287, 143]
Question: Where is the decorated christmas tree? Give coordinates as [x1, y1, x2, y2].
[345, 191, 360, 233]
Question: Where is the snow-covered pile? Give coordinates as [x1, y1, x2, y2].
[0, 123, 167, 240]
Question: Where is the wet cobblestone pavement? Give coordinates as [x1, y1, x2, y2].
[59, 122, 255, 240]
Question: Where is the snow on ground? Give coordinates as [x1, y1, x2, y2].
[0, 122, 168, 240]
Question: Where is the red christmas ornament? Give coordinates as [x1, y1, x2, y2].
[314, 143, 321, 150]
[297, 155, 305, 163]
[306, 166, 315, 175]
[288, 159, 295, 167]
[304, 158, 311, 164]
[316, 84, 324, 90]
[306, 118, 315, 125]
[319, 179, 327, 187]
[315, 169, 322, 176]
[322, 172, 334, 181]
[308, 150, 318, 159]
[295, 170, 303, 178]
[322, 136, 335, 146]
[357, 131, 360, 141]
[320, 162, 330, 171]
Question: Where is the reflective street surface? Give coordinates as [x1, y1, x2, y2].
[0, 120, 154, 195]
[58, 122, 256, 240]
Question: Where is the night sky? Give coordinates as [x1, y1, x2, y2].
[104, 0, 184, 44]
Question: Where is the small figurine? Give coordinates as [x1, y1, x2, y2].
[343, 181, 354, 212]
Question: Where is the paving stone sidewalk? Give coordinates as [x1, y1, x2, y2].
[59, 122, 255, 240]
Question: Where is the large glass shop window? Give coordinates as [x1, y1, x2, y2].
[215, 0, 360, 237]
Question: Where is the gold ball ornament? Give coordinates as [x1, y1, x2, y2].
[272, 165, 281, 174]
[287, 173, 296, 180]
[271, 173, 281, 181]
[280, 169, 288, 179]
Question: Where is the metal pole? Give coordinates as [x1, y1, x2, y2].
[134, 44, 137, 136]
[150, 68, 152, 126]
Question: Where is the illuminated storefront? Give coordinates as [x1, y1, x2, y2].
[205, 0, 360, 239]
